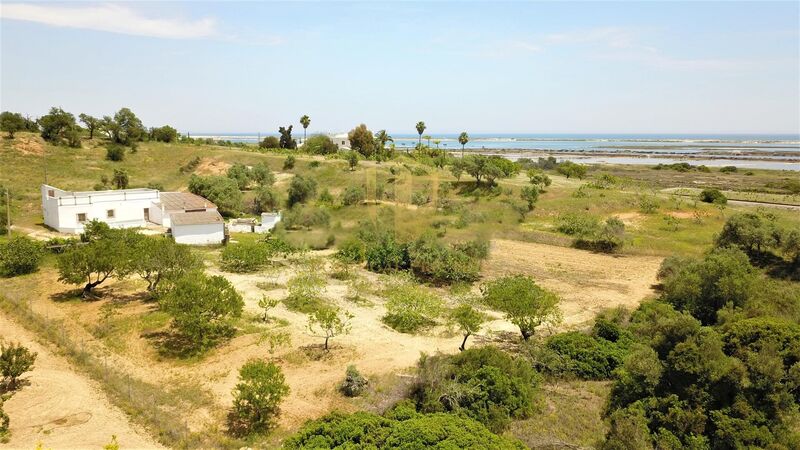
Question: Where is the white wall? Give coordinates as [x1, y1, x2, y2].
[257, 212, 282, 232]
[173, 223, 225, 245]
[42, 185, 159, 234]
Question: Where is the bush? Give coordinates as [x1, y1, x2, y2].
[556, 212, 600, 236]
[700, 188, 727, 204]
[284, 407, 525, 449]
[335, 237, 366, 263]
[382, 280, 443, 333]
[452, 239, 490, 260]
[105, 144, 126, 161]
[188, 175, 243, 216]
[252, 186, 280, 214]
[482, 275, 561, 340]
[340, 365, 368, 397]
[220, 242, 271, 273]
[410, 191, 430, 206]
[303, 134, 338, 155]
[0, 398, 7, 442]
[151, 125, 178, 143]
[0, 236, 44, 277]
[259, 136, 280, 149]
[407, 234, 480, 284]
[179, 156, 201, 174]
[574, 217, 626, 253]
[340, 185, 366, 206]
[413, 347, 540, 432]
[286, 175, 317, 207]
[0, 342, 37, 390]
[159, 274, 244, 352]
[282, 205, 330, 230]
[720, 165, 738, 173]
[226, 163, 251, 190]
[228, 359, 289, 436]
[283, 155, 296, 170]
[361, 227, 410, 273]
[545, 331, 629, 380]
[557, 161, 587, 179]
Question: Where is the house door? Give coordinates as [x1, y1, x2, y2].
[143, 208, 150, 222]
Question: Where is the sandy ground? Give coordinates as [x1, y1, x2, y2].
[484, 239, 663, 326]
[195, 157, 231, 175]
[0, 314, 164, 449]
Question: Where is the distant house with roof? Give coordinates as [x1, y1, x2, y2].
[41, 184, 226, 245]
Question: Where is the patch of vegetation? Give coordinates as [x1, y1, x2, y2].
[228, 359, 289, 436]
[340, 365, 369, 397]
[699, 187, 727, 204]
[0, 236, 44, 277]
[382, 278, 444, 333]
[482, 275, 562, 340]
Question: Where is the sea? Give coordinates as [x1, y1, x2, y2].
[187, 133, 800, 171]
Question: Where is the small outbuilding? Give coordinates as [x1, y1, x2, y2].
[170, 210, 226, 245]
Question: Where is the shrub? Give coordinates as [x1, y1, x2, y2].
[252, 186, 280, 214]
[226, 163, 251, 190]
[452, 239, 490, 260]
[361, 229, 410, 273]
[259, 136, 280, 149]
[250, 163, 275, 186]
[220, 242, 271, 273]
[382, 280, 443, 333]
[556, 212, 600, 236]
[407, 234, 480, 284]
[699, 188, 727, 204]
[335, 237, 366, 263]
[0, 236, 44, 277]
[159, 274, 244, 351]
[284, 408, 525, 449]
[520, 186, 539, 210]
[0, 398, 7, 442]
[307, 306, 352, 351]
[179, 156, 201, 174]
[188, 175, 243, 216]
[228, 359, 289, 436]
[284, 262, 327, 313]
[286, 175, 317, 207]
[283, 154, 296, 170]
[638, 195, 659, 214]
[545, 331, 629, 380]
[574, 217, 626, 253]
[557, 161, 588, 179]
[413, 347, 540, 432]
[410, 191, 430, 206]
[715, 212, 779, 257]
[340, 185, 366, 206]
[105, 144, 126, 161]
[340, 365, 368, 397]
[282, 205, 330, 230]
[0, 342, 37, 390]
[720, 165, 738, 173]
[450, 304, 486, 351]
[151, 125, 178, 143]
[303, 134, 338, 155]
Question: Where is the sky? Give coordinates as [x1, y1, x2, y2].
[1, 1, 798, 135]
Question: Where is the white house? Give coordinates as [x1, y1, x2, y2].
[41, 184, 226, 245]
[41, 185, 159, 233]
[170, 210, 225, 245]
[330, 133, 350, 150]
[228, 212, 282, 234]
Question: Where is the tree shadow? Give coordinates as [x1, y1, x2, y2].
[143, 328, 234, 359]
[50, 289, 84, 303]
[0, 378, 31, 395]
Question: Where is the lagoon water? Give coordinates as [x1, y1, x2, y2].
[190, 132, 800, 171]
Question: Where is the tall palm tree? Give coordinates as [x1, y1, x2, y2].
[374, 130, 393, 163]
[458, 132, 469, 158]
[423, 134, 432, 148]
[415, 121, 426, 147]
[300, 115, 310, 144]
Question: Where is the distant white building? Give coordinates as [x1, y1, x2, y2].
[330, 133, 350, 150]
[228, 212, 282, 234]
[41, 184, 225, 245]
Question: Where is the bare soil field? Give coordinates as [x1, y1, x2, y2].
[484, 239, 663, 326]
[0, 314, 163, 449]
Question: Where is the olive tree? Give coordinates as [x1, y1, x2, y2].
[159, 274, 244, 350]
[57, 227, 136, 298]
[482, 275, 561, 340]
[0, 112, 25, 138]
[0, 342, 36, 391]
[450, 304, 486, 351]
[307, 306, 353, 351]
[131, 236, 201, 294]
[0, 236, 44, 277]
[229, 359, 290, 436]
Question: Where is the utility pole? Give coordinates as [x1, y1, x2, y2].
[5, 188, 11, 237]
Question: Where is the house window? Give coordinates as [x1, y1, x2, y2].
[47, 189, 55, 197]
[107, 209, 115, 219]
[77, 213, 87, 223]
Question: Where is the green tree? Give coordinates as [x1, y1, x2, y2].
[527, 169, 551, 189]
[253, 186, 280, 214]
[0, 342, 36, 391]
[57, 228, 135, 298]
[105, 144, 125, 162]
[108, 108, 145, 146]
[715, 212, 779, 257]
[151, 125, 178, 143]
[307, 306, 353, 351]
[458, 131, 469, 157]
[160, 273, 244, 350]
[259, 136, 280, 149]
[278, 125, 297, 149]
[78, 113, 101, 139]
[348, 124, 375, 157]
[188, 175, 243, 216]
[299, 115, 310, 143]
[229, 359, 290, 436]
[112, 169, 129, 189]
[0, 111, 26, 138]
[0, 236, 44, 277]
[482, 275, 562, 340]
[286, 175, 317, 207]
[250, 162, 275, 186]
[415, 121, 426, 147]
[340, 185, 366, 206]
[450, 304, 485, 351]
[699, 188, 727, 204]
[227, 163, 252, 190]
[374, 130, 393, 163]
[383, 280, 444, 333]
[557, 161, 588, 179]
[520, 186, 539, 211]
[347, 151, 359, 171]
[131, 236, 200, 294]
[39, 107, 80, 146]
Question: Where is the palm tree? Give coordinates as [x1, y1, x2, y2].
[423, 134, 432, 148]
[300, 115, 310, 144]
[374, 130, 393, 164]
[458, 132, 469, 158]
[415, 121, 426, 147]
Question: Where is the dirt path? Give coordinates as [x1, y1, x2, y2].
[0, 314, 163, 449]
[484, 239, 663, 326]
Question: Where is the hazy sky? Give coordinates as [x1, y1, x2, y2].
[1, 1, 798, 135]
